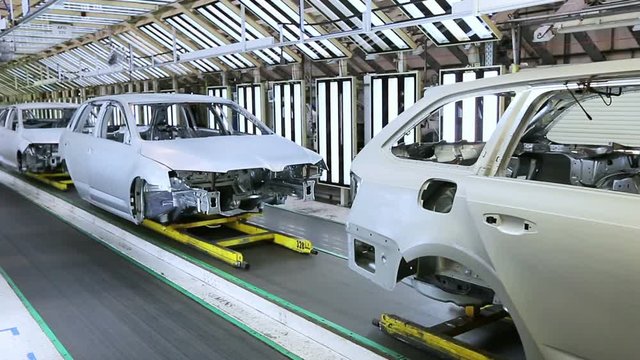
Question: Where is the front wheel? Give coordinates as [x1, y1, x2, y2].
[131, 178, 145, 224]
[16, 152, 25, 173]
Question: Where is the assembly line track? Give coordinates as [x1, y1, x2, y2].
[1, 168, 525, 359]
[0, 182, 288, 360]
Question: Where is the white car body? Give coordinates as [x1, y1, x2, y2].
[0, 102, 79, 172]
[347, 59, 640, 360]
[60, 94, 323, 224]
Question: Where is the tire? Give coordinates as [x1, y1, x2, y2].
[16, 152, 25, 173]
[131, 178, 145, 224]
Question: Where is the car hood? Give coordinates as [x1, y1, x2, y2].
[140, 135, 323, 173]
[21, 128, 65, 145]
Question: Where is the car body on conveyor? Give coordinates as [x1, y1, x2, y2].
[347, 59, 640, 360]
[60, 93, 324, 224]
[0, 102, 79, 173]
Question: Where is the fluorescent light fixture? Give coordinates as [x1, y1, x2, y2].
[179, 37, 275, 62]
[556, 17, 640, 34]
[453, 0, 563, 14]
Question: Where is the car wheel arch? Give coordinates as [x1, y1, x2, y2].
[130, 177, 146, 224]
[399, 242, 544, 360]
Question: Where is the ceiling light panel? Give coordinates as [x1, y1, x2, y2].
[53, 2, 151, 16]
[99, 38, 165, 79]
[238, 0, 347, 60]
[0, 0, 179, 57]
[307, 0, 414, 54]
[165, 13, 255, 69]
[392, 0, 501, 46]
[196, 3, 295, 65]
[116, 31, 190, 76]
[139, 23, 220, 73]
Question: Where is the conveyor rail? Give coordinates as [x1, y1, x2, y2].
[23, 172, 73, 191]
[143, 214, 316, 269]
[374, 305, 509, 360]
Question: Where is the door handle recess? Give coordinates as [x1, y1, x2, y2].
[484, 214, 536, 235]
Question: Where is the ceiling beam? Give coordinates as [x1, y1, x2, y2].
[573, 31, 606, 62]
[424, 51, 441, 72]
[448, 45, 469, 66]
[628, 26, 640, 47]
[352, 47, 384, 73]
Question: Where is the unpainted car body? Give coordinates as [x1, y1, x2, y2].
[0, 102, 79, 173]
[60, 94, 324, 224]
[347, 59, 640, 360]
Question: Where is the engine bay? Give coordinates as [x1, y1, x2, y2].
[143, 164, 321, 222]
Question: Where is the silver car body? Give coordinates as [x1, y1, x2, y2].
[60, 94, 323, 223]
[347, 59, 640, 360]
[0, 102, 79, 172]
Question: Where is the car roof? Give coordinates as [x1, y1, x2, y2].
[11, 102, 80, 110]
[88, 93, 234, 105]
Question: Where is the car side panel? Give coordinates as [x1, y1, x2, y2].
[465, 176, 640, 360]
[0, 109, 19, 168]
[60, 129, 93, 200]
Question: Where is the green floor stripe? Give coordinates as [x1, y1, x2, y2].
[29, 195, 301, 360]
[95, 238, 302, 360]
[0, 265, 74, 360]
[9, 171, 408, 360]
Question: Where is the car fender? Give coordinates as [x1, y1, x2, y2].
[129, 152, 173, 192]
[17, 138, 32, 154]
[402, 242, 544, 360]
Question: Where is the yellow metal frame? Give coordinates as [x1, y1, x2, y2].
[143, 214, 315, 269]
[377, 314, 494, 360]
[24, 172, 73, 191]
[376, 305, 509, 360]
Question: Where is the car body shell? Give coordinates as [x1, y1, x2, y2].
[60, 93, 322, 222]
[0, 102, 79, 171]
[347, 59, 640, 360]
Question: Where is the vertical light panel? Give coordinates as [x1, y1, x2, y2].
[441, 73, 456, 142]
[236, 84, 264, 134]
[439, 66, 503, 142]
[317, 81, 327, 182]
[461, 71, 477, 141]
[316, 77, 356, 187]
[329, 81, 339, 184]
[207, 86, 231, 128]
[161, 89, 178, 126]
[367, 72, 419, 143]
[272, 80, 305, 146]
[208, 86, 229, 99]
[482, 70, 499, 141]
[342, 81, 352, 186]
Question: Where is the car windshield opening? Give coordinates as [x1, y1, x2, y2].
[22, 107, 77, 129]
[132, 102, 272, 141]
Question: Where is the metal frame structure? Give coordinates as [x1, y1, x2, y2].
[142, 214, 316, 269]
[0, 0, 537, 92]
[23, 171, 73, 191]
[374, 305, 509, 360]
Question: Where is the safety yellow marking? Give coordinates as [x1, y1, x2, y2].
[143, 215, 315, 268]
[170, 214, 251, 230]
[142, 219, 246, 268]
[379, 314, 493, 360]
[216, 233, 274, 248]
[224, 221, 314, 255]
[24, 172, 72, 191]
